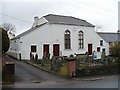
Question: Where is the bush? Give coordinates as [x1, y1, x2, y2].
[69, 54, 74, 57]
[110, 43, 120, 57]
[35, 54, 38, 63]
[0, 28, 10, 53]
[30, 52, 32, 61]
[76, 63, 118, 77]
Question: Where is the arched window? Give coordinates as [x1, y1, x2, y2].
[78, 31, 84, 49]
[64, 30, 71, 49]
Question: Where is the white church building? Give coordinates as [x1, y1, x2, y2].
[8, 14, 109, 60]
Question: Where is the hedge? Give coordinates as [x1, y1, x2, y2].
[76, 63, 118, 77]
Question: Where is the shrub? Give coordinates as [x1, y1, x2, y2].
[110, 43, 120, 57]
[30, 52, 32, 61]
[35, 54, 38, 63]
[69, 54, 74, 57]
[76, 63, 118, 77]
[0, 28, 10, 53]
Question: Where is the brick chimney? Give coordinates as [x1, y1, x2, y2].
[34, 16, 39, 24]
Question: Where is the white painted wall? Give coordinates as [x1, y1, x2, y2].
[19, 23, 52, 60]
[9, 18, 109, 60]
[8, 38, 21, 59]
[50, 24, 109, 57]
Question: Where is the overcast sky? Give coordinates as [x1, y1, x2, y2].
[0, 0, 119, 35]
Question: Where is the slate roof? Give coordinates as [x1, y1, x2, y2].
[12, 14, 95, 40]
[97, 32, 119, 42]
[44, 14, 95, 27]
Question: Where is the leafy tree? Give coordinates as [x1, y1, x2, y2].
[0, 28, 10, 53]
[110, 43, 120, 57]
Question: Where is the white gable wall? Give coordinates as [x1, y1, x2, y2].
[50, 24, 109, 56]
[16, 23, 109, 60]
[9, 18, 109, 60]
[19, 23, 51, 60]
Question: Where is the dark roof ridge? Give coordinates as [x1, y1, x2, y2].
[44, 14, 86, 21]
[11, 14, 95, 39]
[44, 14, 95, 27]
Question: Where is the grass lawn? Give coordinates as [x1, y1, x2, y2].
[28, 60, 68, 77]
[57, 65, 67, 77]
[28, 56, 119, 78]
[40, 62, 68, 77]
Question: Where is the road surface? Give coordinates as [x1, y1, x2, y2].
[3, 56, 118, 88]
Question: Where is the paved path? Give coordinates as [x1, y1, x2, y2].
[7, 56, 68, 82]
[3, 56, 118, 88]
[3, 56, 69, 88]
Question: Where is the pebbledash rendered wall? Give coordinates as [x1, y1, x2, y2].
[8, 22, 109, 60]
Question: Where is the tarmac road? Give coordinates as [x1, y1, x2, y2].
[3, 56, 118, 88]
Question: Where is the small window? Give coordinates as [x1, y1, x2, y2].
[102, 48, 105, 52]
[97, 47, 100, 52]
[100, 40, 103, 46]
[109, 42, 112, 45]
[109, 42, 113, 47]
[31, 45, 37, 52]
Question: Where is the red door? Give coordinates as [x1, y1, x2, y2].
[53, 44, 60, 56]
[43, 44, 49, 55]
[88, 44, 92, 55]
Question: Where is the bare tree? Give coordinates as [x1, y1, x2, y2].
[0, 23, 16, 33]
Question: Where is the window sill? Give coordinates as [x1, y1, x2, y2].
[78, 48, 85, 50]
[64, 49, 72, 51]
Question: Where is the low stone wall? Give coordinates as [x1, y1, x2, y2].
[3, 62, 15, 83]
[7, 51, 21, 60]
